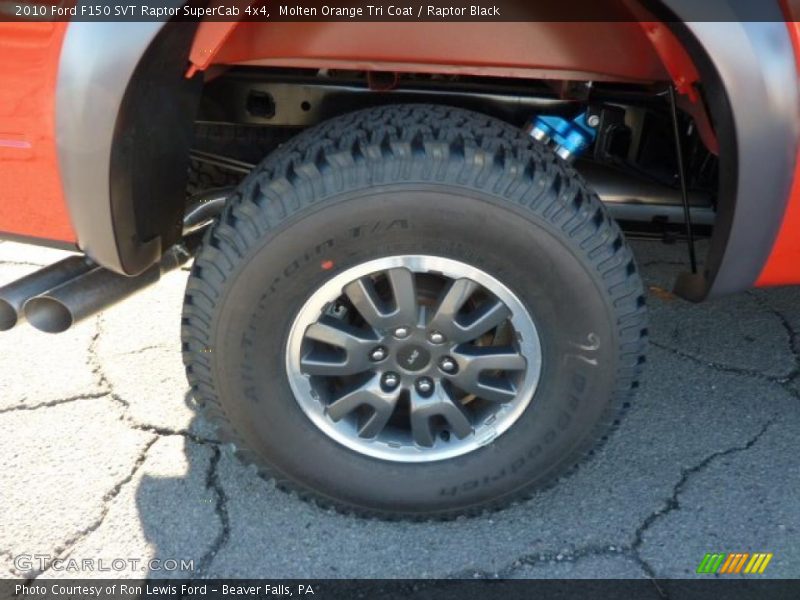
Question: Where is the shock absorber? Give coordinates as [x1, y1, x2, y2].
[528, 111, 599, 162]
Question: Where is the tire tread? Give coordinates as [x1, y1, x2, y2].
[181, 104, 648, 520]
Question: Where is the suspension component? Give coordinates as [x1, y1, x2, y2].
[528, 112, 599, 162]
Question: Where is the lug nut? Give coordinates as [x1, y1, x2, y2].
[428, 331, 445, 344]
[370, 346, 387, 362]
[415, 377, 434, 394]
[393, 327, 410, 339]
[383, 372, 400, 389]
[440, 357, 457, 373]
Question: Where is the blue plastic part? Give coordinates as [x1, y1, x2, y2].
[529, 113, 597, 159]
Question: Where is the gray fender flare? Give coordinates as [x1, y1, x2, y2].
[57, 20, 173, 274]
[664, 1, 799, 299]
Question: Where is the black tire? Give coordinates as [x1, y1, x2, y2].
[186, 123, 292, 196]
[182, 104, 647, 519]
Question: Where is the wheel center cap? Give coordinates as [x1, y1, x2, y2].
[396, 344, 431, 372]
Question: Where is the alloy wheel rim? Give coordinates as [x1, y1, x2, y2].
[285, 255, 542, 462]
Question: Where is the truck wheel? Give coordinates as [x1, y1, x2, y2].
[182, 105, 647, 519]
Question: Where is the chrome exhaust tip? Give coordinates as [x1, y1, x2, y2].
[24, 264, 162, 334]
[23, 244, 191, 334]
[0, 298, 18, 331]
[0, 256, 93, 331]
[6, 188, 230, 334]
[23, 295, 76, 334]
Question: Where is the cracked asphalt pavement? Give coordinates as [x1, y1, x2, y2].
[0, 238, 798, 581]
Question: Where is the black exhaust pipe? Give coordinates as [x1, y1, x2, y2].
[183, 188, 230, 236]
[0, 256, 94, 331]
[23, 244, 192, 334]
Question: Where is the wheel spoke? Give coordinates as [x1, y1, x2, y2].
[326, 375, 400, 438]
[300, 316, 377, 376]
[344, 268, 418, 331]
[429, 278, 479, 337]
[457, 375, 518, 404]
[429, 278, 512, 343]
[386, 267, 419, 327]
[458, 299, 512, 342]
[450, 346, 526, 403]
[343, 278, 386, 330]
[410, 386, 473, 447]
[299, 354, 364, 377]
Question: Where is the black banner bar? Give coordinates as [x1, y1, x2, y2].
[3, 579, 800, 600]
[1, 0, 795, 22]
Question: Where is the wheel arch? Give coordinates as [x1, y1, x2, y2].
[662, 4, 800, 299]
[188, 8, 800, 301]
[56, 1, 800, 296]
